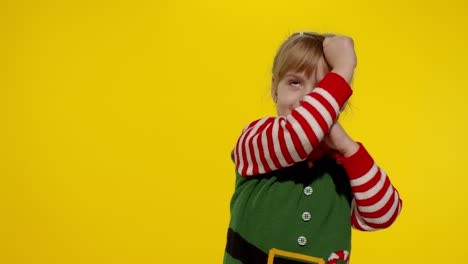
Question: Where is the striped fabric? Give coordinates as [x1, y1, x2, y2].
[234, 72, 352, 176]
[338, 143, 402, 230]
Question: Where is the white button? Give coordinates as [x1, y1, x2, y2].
[303, 186, 313, 196]
[302, 212, 311, 222]
[297, 236, 307, 246]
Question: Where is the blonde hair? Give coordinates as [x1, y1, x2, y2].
[271, 32, 335, 95]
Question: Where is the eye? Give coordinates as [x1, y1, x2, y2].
[289, 80, 301, 87]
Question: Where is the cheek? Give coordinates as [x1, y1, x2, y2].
[277, 90, 303, 115]
[280, 89, 303, 104]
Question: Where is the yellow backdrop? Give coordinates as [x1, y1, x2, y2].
[2, 0, 468, 263]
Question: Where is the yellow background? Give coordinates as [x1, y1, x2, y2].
[2, 0, 468, 263]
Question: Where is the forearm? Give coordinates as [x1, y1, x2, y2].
[332, 67, 354, 84]
[337, 143, 403, 230]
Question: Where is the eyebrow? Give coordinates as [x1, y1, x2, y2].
[284, 73, 306, 80]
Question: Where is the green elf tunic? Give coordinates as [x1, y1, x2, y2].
[224, 153, 352, 264]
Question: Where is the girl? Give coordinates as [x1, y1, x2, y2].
[224, 32, 402, 264]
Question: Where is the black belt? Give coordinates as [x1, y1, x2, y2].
[225, 228, 322, 264]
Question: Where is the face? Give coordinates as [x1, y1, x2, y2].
[272, 56, 330, 116]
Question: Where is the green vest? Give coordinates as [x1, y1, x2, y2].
[224, 157, 353, 264]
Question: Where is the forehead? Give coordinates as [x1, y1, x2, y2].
[278, 43, 327, 74]
[282, 56, 328, 80]
[284, 71, 310, 80]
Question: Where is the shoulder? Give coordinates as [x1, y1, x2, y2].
[231, 116, 275, 155]
[240, 117, 276, 134]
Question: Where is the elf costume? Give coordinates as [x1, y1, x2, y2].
[224, 73, 402, 264]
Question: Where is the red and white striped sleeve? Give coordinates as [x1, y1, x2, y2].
[337, 143, 403, 230]
[233, 72, 352, 177]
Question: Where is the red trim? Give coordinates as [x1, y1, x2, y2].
[315, 72, 353, 107]
[337, 142, 374, 180]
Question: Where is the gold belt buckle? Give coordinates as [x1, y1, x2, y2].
[267, 248, 325, 264]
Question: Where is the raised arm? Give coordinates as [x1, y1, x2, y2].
[234, 72, 351, 176]
[233, 36, 357, 177]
